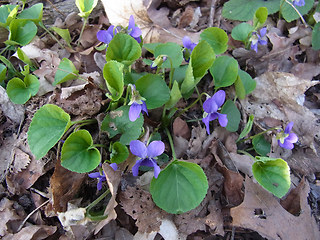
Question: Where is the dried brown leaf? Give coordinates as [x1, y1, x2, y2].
[2, 225, 57, 240]
[173, 117, 190, 140]
[0, 198, 22, 237]
[230, 176, 320, 240]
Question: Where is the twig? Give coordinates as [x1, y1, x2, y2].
[17, 199, 50, 232]
[208, 0, 217, 27]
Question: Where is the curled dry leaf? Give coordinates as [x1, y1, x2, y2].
[2, 225, 57, 240]
[230, 176, 320, 240]
[94, 163, 122, 234]
[101, 0, 200, 44]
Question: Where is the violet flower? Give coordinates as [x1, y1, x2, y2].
[130, 140, 164, 178]
[250, 27, 267, 53]
[128, 84, 148, 122]
[183, 36, 197, 62]
[88, 171, 106, 191]
[127, 15, 142, 43]
[277, 122, 298, 149]
[202, 90, 228, 135]
[293, 0, 305, 7]
[110, 163, 118, 171]
[97, 25, 119, 45]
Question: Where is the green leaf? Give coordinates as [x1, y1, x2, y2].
[210, 55, 238, 89]
[150, 160, 208, 214]
[221, 100, 240, 132]
[101, 105, 143, 145]
[53, 58, 79, 86]
[61, 130, 100, 173]
[110, 142, 129, 164]
[237, 115, 254, 142]
[51, 27, 72, 47]
[231, 23, 254, 42]
[238, 69, 256, 95]
[172, 64, 188, 85]
[200, 27, 228, 54]
[28, 104, 71, 159]
[143, 43, 161, 54]
[191, 40, 215, 79]
[180, 63, 194, 95]
[312, 22, 320, 50]
[135, 74, 170, 109]
[253, 7, 268, 29]
[17, 3, 43, 23]
[6, 74, 39, 104]
[234, 76, 246, 100]
[252, 135, 271, 156]
[165, 80, 182, 109]
[280, 0, 314, 22]
[0, 5, 18, 27]
[0, 64, 7, 83]
[103, 60, 124, 101]
[222, 0, 279, 21]
[17, 47, 33, 66]
[75, 0, 98, 18]
[7, 19, 37, 46]
[252, 156, 291, 198]
[154, 42, 183, 69]
[106, 33, 141, 65]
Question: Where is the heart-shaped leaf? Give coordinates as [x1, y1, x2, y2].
[101, 105, 143, 145]
[75, 0, 98, 19]
[106, 33, 141, 65]
[150, 160, 208, 214]
[28, 104, 71, 159]
[253, 7, 268, 29]
[200, 27, 228, 55]
[135, 74, 170, 109]
[252, 156, 291, 198]
[0, 4, 18, 27]
[103, 60, 124, 101]
[221, 100, 240, 132]
[51, 27, 72, 47]
[17, 3, 43, 23]
[7, 19, 37, 46]
[61, 129, 100, 173]
[231, 23, 254, 42]
[280, 0, 314, 22]
[252, 134, 271, 156]
[53, 58, 79, 86]
[110, 142, 129, 164]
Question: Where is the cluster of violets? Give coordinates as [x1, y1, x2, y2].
[90, 16, 299, 190]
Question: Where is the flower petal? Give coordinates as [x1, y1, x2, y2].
[259, 27, 267, 37]
[202, 113, 218, 135]
[203, 96, 218, 113]
[129, 102, 142, 122]
[278, 139, 294, 149]
[251, 42, 258, 52]
[183, 36, 193, 49]
[130, 27, 142, 38]
[286, 132, 298, 144]
[110, 163, 118, 171]
[128, 15, 135, 30]
[284, 122, 294, 134]
[130, 140, 147, 158]
[212, 90, 226, 108]
[258, 39, 267, 46]
[147, 141, 165, 158]
[97, 179, 103, 191]
[151, 160, 161, 178]
[141, 101, 148, 115]
[97, 30, 112, 44]
[88, 172, 101, 178]
[132, 159, 143, 176]
[217, 113, 228, 127]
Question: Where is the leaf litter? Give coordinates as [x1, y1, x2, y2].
[1, 0, 320, 239]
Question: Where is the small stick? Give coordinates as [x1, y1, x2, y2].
[16, 199, 50, 232]
[208, 0, 217, 27]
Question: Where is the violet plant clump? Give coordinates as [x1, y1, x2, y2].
[277, 122, 299, 149]
[130, 140, 164, 178]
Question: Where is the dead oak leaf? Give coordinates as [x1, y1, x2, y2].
[230, 176, 320, 240]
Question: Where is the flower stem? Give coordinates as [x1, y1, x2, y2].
[176, 92, 207, 119]
[38, 21, 64, 48]
[71, 119, 97, 126]
[85, 188, 111, 221]
[77, 17, 88, 47]
[165, 127, 176, 160]
[238, 127, 279, 143]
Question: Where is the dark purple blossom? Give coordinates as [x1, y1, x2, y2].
[202, 90, 228, 135]
[88, 171, 106, 191]
[129, 100, 148, 121]
[128, 15, 142, 43]
[277, 122, 298, 149]
[293, 0, 305, 7]
[130, 140, 164, 178]
[183, 36, 197, 62]
[250, 27, 267, 53]
[96, 25, 119, 44]
[110, 163, 118, 171]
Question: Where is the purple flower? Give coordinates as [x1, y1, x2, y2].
[277, 122, 298, 149]
[250, 27, 267, 53]
[293, 0, 305, 7]
[183, 36, 197, 62]
[202, 90, 228, 135]
[97, 25, 119, 44]
[129, 100, 148, 122]
[88, 171, 106, 191]
[128, 15, 142, 43]
[110, 163, 118, 171]
[130, 140, 164, 178]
